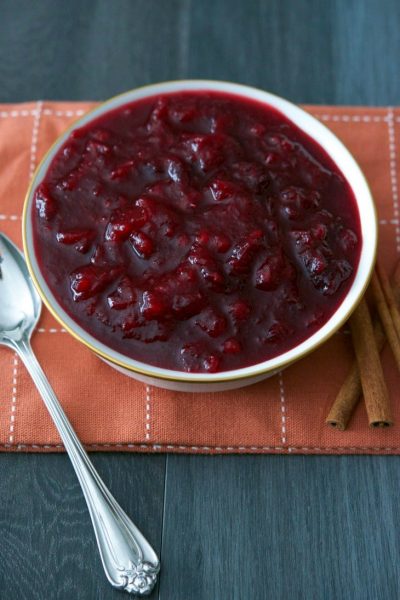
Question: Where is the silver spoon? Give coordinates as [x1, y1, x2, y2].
[0, 232, 159, 596]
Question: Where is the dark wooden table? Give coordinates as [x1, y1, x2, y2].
[1, 2, 400, 598]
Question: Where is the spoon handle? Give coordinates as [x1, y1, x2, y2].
[14, 337, 159, 596]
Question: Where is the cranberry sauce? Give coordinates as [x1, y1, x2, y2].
[32, 91, 361, 373]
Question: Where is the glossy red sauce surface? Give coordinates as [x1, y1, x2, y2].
[32, 91, 361, 372]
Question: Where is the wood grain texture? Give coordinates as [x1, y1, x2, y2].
[1, 0, 400, 598]
[0, 0, 400, 104]
[160, 456, 400, 600]
[0, 454, 165, 599]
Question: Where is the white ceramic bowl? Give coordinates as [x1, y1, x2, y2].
[23, 80, 377, 392]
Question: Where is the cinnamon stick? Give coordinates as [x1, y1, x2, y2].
[326, 259, 400, 430]
[370, 270, 400, 373]
[349, 298, 393, 427]
[376, 261, 400, 341]
[325, 363, 363, 430]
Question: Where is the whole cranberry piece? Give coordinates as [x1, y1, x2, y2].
[290, 230, 313, 251]
[91, 128, 111, 143]
[313, 259, 353, 295]
[267, 133, 294, 152]
[255, 254, 285, 291]
[264, 151, 282, 168]
[263, 321, 288, 343]
[85, 139, 111, 158]
[170, 101, 198, 123]
[56, 229, 95, 253]
[179, 343, 203, 372]
[196, 307, 227, 338]
[177, 265, 198, 283]
[105, 207, 147, 242]
[248, 122, 266, 137]
[165, 155, 189, 185]
[177, 233, 191, 247]
[59, 169, 81, 191]
[107, 277, 136, 310]
[223, 338, 241, 354]
[210, 178, 238, 201]
[302, 249, 327, 275]
[195, 229, 210, 245]
[130, 231, 154, 258]
[110, 160, 135, 181]
[35, 184, 57, 221]
[179, 343, 221, 372]
[280, 186, 320, 220]
[184, 134, 227, 172]
[140, 291, 167, 320]
[229, 300, 250, 321]
[69, 265, 120, 302]
[212, 233, 231, 253]
[210, 112, 235, 133]
[201, 266, 225, 291]
[311, 223, 327, 241]
[147, 98, 170, 133]
[188, 244, 225, 290]
[172, 292, 205, 319]
[203, 354, 221, 372]
[338, 227, 358, 252]
[227, 231, 263, 275]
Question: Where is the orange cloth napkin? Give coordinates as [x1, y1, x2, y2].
[0, 101, 399, 455]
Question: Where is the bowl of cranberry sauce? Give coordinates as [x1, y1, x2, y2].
[23, 81, 376, 391]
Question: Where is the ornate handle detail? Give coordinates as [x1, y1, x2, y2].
[14, 336, 159, 596]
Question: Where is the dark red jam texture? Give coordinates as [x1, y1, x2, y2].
[32, 91, 361, 373]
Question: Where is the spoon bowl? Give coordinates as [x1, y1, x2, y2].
[0, 234, 41, 341]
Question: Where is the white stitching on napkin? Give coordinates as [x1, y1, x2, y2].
[145, 385, 152, 440]
[29, 101, 43, 180]
[314, 114, 386, 123]
[387, 108, 400, 253]
[278, 371, 287, 445]
[0, 215, 21, 221]
[8, 355, 18, 443]
[0, 108, 85, 119]
[379, 218, 399, 225]
[42, 108, 85, 118]
[36, 328, 66, 333]
[0, 109, 36, 118]
[2, 442, 399, 453]
[7, 100, 43, 445]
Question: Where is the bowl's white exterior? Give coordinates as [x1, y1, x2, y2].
[23, 80, 377, 392]
[101, 356, 280, 392]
